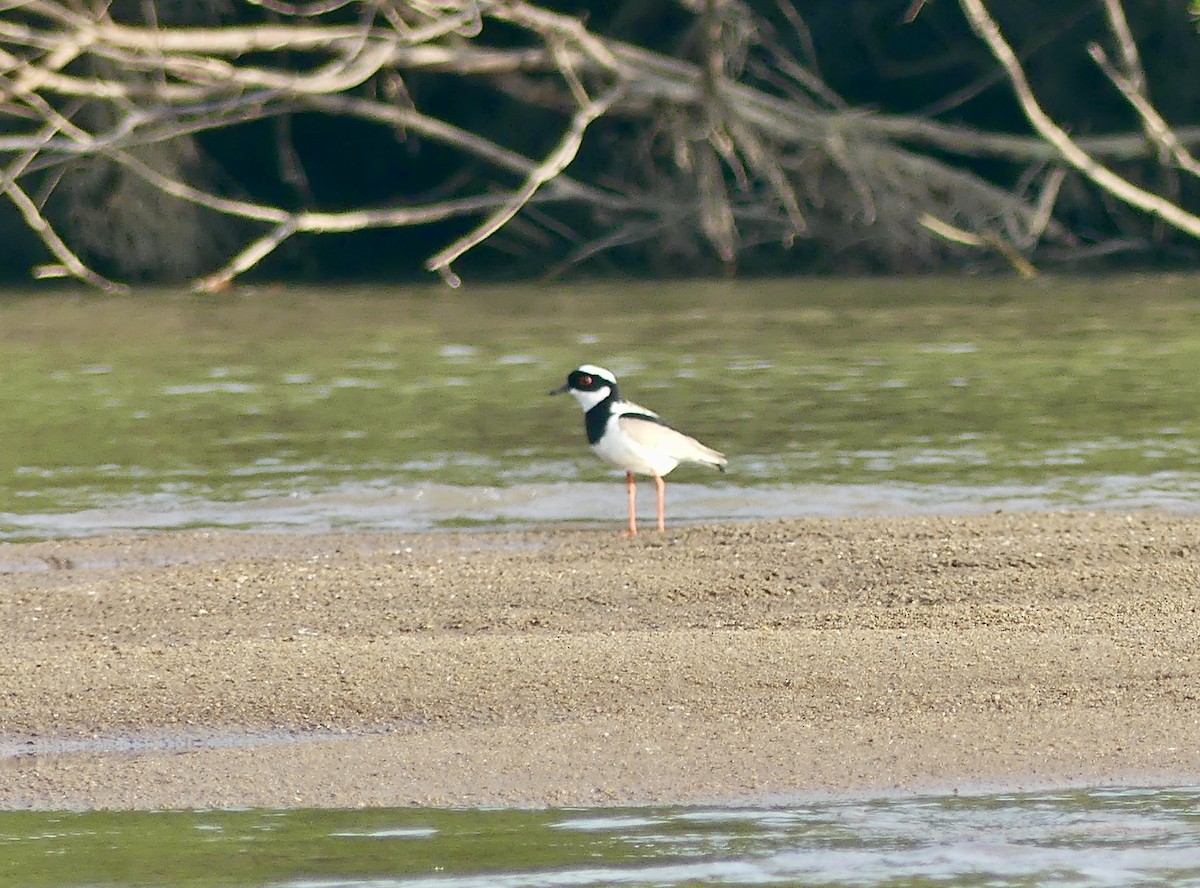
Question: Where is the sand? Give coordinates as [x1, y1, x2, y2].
[1, 510, 1199, 810]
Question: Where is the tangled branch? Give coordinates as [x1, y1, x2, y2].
[959, 0, 1200, 241]
[0, 0, 1197, 289]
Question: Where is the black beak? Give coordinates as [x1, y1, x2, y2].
[548, 383, 570, 396]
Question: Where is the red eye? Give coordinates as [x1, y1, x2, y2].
[578, 374, 593, 386]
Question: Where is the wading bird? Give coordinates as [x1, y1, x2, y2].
[550, 364, 727, 534]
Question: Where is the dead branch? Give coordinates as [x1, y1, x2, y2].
[1086, 0, 1200, 179]
[424, 82, 624, 286]
[959, 0, 1200, 240]
[1, 0, 1198, 287]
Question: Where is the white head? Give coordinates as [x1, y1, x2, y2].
[550, 364, 619, 412]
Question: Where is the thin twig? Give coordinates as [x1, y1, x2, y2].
[1098, 0, 1144, 94]
[1087, 43, 1200, 179]
[1018, 166, 1066, 248]
[0, 83, 126, 289]
[195, 218, 298, 292]
[918, 213, 1036, 277]
[424, 83, 624, 286]
[0, 168, 127, 291]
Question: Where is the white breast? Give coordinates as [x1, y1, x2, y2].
[591, 411, 683, 477]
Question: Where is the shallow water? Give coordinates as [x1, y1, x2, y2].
[5, 275, 1200, 538]
[4, 474, 1200, 540]
[3, 787, 1200, 887]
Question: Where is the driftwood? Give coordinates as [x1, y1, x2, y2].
[0, 0, 1197, 290]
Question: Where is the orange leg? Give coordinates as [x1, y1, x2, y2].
[654, 474, 666, 532]
[625, 471, 638, 536]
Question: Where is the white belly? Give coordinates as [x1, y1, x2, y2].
[592, 416, 680, 477]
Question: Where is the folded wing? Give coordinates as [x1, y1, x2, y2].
[618, 414, 727, 470]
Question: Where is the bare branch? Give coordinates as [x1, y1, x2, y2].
[1020, 166, 1067, 248]
[958, 0, 1200, 240]
[1, 153, 127, 292]
[1, 0, 1196, 287]
[1098, 0, 1145, 94]
[1089, 42, 1200, 178]
[424, 83, 624, 285]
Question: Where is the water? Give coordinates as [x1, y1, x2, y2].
[5, 474, 1200, 540]
[6, 276, 1200, 537]
[3, 787, 1200, 886]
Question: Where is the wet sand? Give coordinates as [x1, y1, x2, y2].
[2, 510, 1199, 810]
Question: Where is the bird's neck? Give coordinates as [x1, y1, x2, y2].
[583, 397, 615, 445]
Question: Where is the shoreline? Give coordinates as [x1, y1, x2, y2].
[3, 716, 1196, 811]
[2, 510, 1199, 810]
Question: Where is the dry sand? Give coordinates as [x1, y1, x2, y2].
[1, 510, 1199, 810]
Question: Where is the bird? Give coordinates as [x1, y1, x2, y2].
[550, 364, 727, 535]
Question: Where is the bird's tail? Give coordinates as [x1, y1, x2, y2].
[693, 442, 728, 473]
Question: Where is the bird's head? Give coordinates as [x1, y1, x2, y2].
[549, 364, 618, 411]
